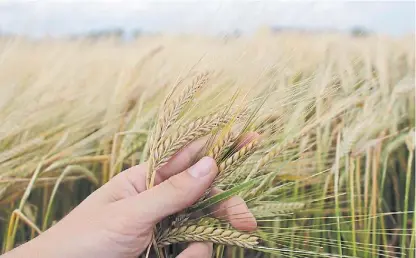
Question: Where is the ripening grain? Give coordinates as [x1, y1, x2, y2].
[0, 31, 414, 257]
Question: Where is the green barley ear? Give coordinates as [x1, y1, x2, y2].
[249, 201, 306, 218]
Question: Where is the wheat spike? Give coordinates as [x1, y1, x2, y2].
[157, 223, 259, 248]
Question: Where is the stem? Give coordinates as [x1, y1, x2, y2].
[348, 156, 357, 257]
[334, 132, 343, 256]
[401, 150, 413, 258]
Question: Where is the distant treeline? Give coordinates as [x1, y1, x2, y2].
[0, 26, 372, 40]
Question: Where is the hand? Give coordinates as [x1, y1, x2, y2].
[3, 138, 256, 258]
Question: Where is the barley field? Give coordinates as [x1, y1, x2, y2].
[0, 30, 415, 257]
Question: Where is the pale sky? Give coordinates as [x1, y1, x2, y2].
[0, 0, 414, 37]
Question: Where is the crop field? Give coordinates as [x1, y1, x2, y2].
[0, 31, 415, 257]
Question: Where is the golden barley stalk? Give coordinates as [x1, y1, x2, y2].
[179, 137, 258, 219]
[244, 127, 315, 184]
[154, 112, 240, 170]
[158, 72, 210, 140]
[210, 139, 259, 189]
[146, 73, 210, 188]
[208, 131, 235, 161]
[219, 140, 259, 174]
[146, 113, 233, 188]
[257, 139, 298, 169]
[250, 201, 306, 218]
[43, 155, 109, 173]
[157, 224, 259, 249]
[255, 114, 282, 134]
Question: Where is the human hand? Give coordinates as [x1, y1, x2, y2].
[3, 138, 257, 258]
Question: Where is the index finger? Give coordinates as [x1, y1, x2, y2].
[209, 188, 257, 232]
[156, 136, 209, 182]
[116, 136, 209, 196]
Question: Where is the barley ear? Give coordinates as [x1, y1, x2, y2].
[215, 140, 259, 184]
[157, 222, 259, 249]
[250, 201, 306, 218]
[208, 131, 236, 162]
[146, 72, 209, 188]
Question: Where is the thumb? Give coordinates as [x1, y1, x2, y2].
[123, 157, 217, 224]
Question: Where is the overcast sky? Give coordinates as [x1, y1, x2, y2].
[0, 1, 414, 37]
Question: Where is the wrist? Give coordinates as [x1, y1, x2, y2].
[1, 237, 47, 258]
[1, 228, 66, 258]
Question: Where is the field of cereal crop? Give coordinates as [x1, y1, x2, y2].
[0, 31, 414, 257]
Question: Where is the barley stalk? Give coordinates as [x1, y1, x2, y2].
[219, 140, 259, 172]
[257, 138, 301, 169]
[157, 223, 259, 248]
[250, 201, 306, 218]
[208, 131, 236, 161]
[183, 139, 257, 219]
[244, 125, 316, 184]
[255, 114, 282, 134]
[43, 155, 109, 173]
[182, 139, 259, 224]
[146, 72, 209, 188]
[154, 114, 228, 169]
[158, 72, 209, 140]
[216, 140, 259, 182]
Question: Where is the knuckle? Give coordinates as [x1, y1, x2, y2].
[181, 149, 193, 168]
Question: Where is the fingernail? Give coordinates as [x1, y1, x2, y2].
[188, 157, 215, 178]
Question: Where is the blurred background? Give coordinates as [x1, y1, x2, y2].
[0, 1, 415, 257]
[0, 1, 414, 39]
